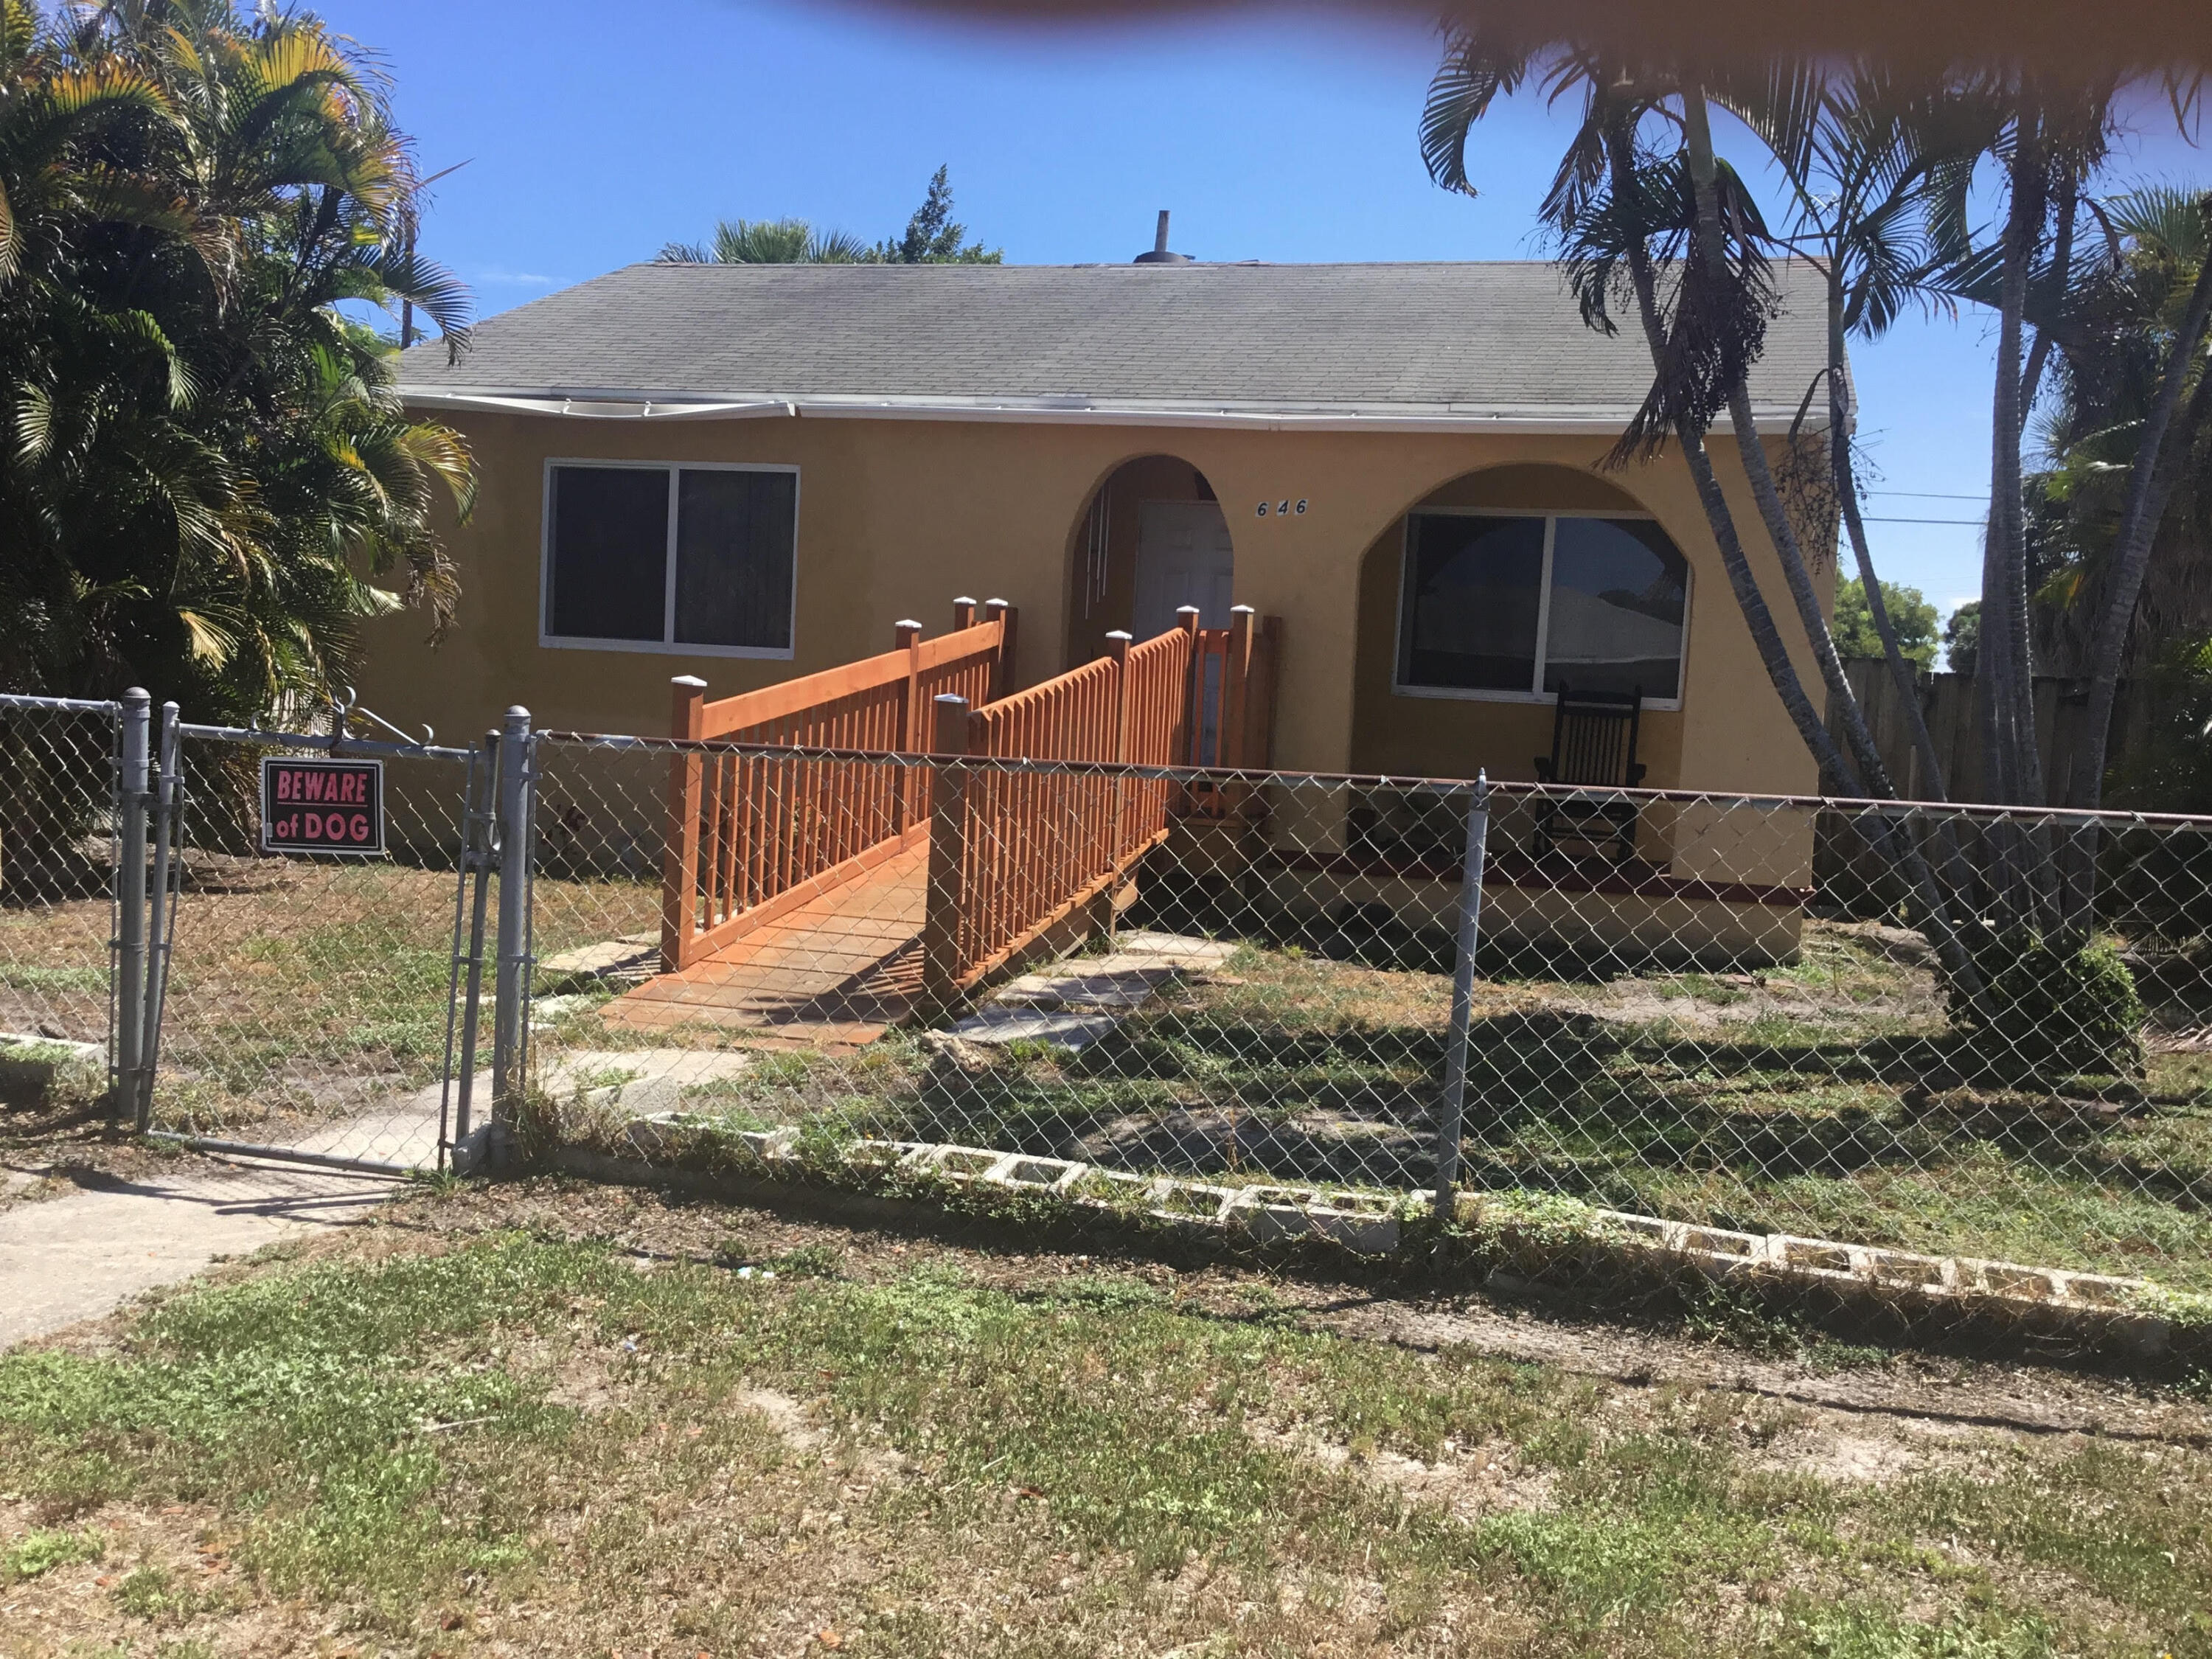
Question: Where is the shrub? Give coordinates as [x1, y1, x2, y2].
[1946, 929, 2146, 1081]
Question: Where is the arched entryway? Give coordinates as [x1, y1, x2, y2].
[1063, 455, 1235, 668]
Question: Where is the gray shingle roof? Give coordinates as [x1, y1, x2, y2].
[397, 260, 1831, 427]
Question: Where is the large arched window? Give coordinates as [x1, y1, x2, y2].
[1394, 510, 1689, 705]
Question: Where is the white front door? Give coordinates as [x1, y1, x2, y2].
[1133, 500, 1235, 640]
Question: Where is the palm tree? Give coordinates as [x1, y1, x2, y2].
[1719, 64, 1994, 801]
[0, 0, 476, 720]
[1422, 31, 1991, 1005]
[1424, 35, 1889, 796]
[657, 218, 870, 265]
[2057, 187, 2212, 812]
[1924, 77, 2121, 813]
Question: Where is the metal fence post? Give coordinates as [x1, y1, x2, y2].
[1433, 771, 1490, 1219]
[444, 740, 497, 1171]
[490, 706, 535, 1152]
[115, 689, 150, 1128]
[137, 700, 180, 1130]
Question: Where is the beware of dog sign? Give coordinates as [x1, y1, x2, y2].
[260, 757, 384, 855]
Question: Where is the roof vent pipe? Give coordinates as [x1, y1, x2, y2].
[1133, 209, 1193, 264]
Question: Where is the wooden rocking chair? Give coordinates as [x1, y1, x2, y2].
[1532, 684, 1646, 862]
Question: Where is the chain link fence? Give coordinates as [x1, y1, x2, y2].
[0, 696, 119, 1124]
[8, 681, 2210, 1346]
[521, 735, 2212, 1338]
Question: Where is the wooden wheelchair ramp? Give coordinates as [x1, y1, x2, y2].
[606, 839, 929, 1048]
[610, 603, 1279, 1049]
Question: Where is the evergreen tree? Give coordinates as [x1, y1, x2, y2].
[1835, 579, 1940, 667]
[880, 166, 1002, 264]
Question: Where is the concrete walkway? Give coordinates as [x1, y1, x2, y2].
[0, 1156, 399, 1349]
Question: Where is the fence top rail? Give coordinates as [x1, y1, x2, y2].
[535, 729, 2212, 830]
[698, 644, 908, 737]
[963, 620, 1188, 740]
[698, 619, 1003, 738]
[1127, 627, 1194, 667]
[969, 651, 1113, 727]
[175, 722, 479, 762]
[0, 692, 121, 714]
[913, 619, 1004, 674]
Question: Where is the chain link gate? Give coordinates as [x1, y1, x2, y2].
[0, 684, 538, 1179]
[0, 693, 123, 1127]
[134, 708, 507, 1175]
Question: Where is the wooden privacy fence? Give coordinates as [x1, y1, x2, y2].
[920, 605, 1278, 1001]
[661, 599, 1015, 970]
[1823, 658, 2152, 804]
[1813, 658, 2166, 906]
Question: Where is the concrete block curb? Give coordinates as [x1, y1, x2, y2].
[1583, 1208, 2173, 1356]
[0, 1032, 104, 1102]
[582, 1116, 2180, 1354]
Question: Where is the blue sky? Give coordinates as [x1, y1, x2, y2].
[322, 0, 2209, 631]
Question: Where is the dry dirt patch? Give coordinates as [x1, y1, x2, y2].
[1246, 1421, 1558, 1517]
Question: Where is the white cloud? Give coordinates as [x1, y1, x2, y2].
[473, 267, 554, 288]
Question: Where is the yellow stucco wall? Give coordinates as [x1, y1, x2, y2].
[354, 410, 1831, 796]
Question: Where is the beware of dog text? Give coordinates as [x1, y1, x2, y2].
[260, 757, 383, 854]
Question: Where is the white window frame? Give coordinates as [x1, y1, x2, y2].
[538, 457, 800, 659]
[1391, 507, 1691, 711]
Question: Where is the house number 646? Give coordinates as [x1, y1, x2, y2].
[1255, 499, 1308, 518]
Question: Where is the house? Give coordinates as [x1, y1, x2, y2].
[374, 256, 1840, 970]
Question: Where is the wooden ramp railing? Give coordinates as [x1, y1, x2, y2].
[920, 606, 1278, 1002]
[662, 599, 1015, 970]
[1178, 605, 1282, 818]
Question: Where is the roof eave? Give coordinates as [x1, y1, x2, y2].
[394, 386, 1830, 436]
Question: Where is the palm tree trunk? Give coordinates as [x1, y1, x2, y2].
[1986, 121, 2049, 810]
[1669, 86, 1987, 1009]
[1829, 288, 1949, 799]
[1722, 381, 1899, 789]
[2020, 176, 2076, 417]
[2065, 233, 2212, 813]
[1605, 105, 1857, 791]
[1678, 89, 1894, 796]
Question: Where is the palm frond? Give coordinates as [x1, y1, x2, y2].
[714, 218, 815, 263]
[175, 608, 237, 666]
[807, 226, 869, 262]
[1419, 28, 1531, 196]
[1711, 57, 1826, 195]
[2110, 184, 2212, 267]
[364, 242, 472, 344]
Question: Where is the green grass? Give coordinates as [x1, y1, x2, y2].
[1, 1526, 101, 1582]
[0, 963, 108, 995]
[0, 1231, 2205, 1654]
